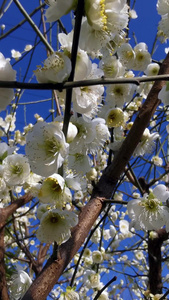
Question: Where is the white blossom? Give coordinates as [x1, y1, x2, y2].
[34, 52, 71, 83]
[0, 53, 16, 111]
[158, 82, 169, 106]
[127, 184, 169, 231]
[45, 0, 77, 22]
[25, 121, 69, 177]
[60, 286, 79, 300]
[9, 267, 32, 300]
[11, 49, 21, 60]
[79, 17, 111, 54]
[85, 0, 129, 34]
[119, 220, 129, 235]
[151, 155, 163, 166]
[3, 154, 30, 186]
[92, 250, 103, 263]
[58, 32, 92, 80]
[36, 208, 78, 244]
[133, 128, 159, 157]
[38, 173, 72, 208]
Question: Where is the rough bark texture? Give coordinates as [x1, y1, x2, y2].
[0, 215, 9, 300]
[148, 229, 169, 294]
[21, 54, 169, 300]
[0, 193, 33, 300]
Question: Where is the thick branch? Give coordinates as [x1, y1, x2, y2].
[0, 211, 9, 300]
[4, 193, 33, 220]
[148, 229, 169, 294]
[22, 54, 169, 300]
[22, 197, 105, 300]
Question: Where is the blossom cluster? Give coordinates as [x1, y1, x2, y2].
[2, 0, 169, 299]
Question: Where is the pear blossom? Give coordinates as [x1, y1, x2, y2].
[118, 42, 151, 71]
[0, 176, 6, 197]
[135, 251, 144, 261]
[37, 204, 52, 220]
[45, 0, 77, 22]
[58, 32, 92, 80]
[60, 286, 79, 300]
[3, 154, 30, 186]
[157, 0, 169, 38]
[11, 49, 22, 60]
[86, 167, 97, 181]
[24, 44, 33, 51]
[129, 9, 138, 19]
[66, 122, 78, 143]
[144, 63, 160, 76]
[9, 267, 32, 300]
[52, 117, 78, 143]
[105, 107, 125, 128]
[159, 15, 169, 38]
[149, 231, 158, 240]
[117, 43, 135, 69]
[70, 117, 110, 154]
[127, 184, 169, 231]
[0, 142, 16, 162]
[99, 55, 125, 78]
[119, 220, 129, 235]
[92, 291, 110, 300]
[38, 173, 72, 208]
[91, 227, 101, 244]
[25, 121, 69, 177]
[36, 208, 78, 244]
[132, 43, 152, 71]
[151, 155, 163, 166]
[92, 250, 103, 263]
[34, 52, 71, 83]
[105, 83, 134, 108]
[133, 128, 160, 157]
[0, 53, 16, 111]
[69, 117, 96, 154]
[72, 63, 104, 116]
[65, 172, 85, 191]
[158, 82, 169, 106]
[79, 17, 111, 54]
[85, 0, 129, 34]
[68, 152, 93, 175]
[83, 270, 101, 288]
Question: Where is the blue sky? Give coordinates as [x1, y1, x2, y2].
[1, 1, 169, 298]
[0, 0, 168, 129]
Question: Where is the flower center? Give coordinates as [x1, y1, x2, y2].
[107, 108, 124, 128]
[136, 52, 144, 62]
[114, 86, 124, 96]
[140, 192, 161, 212]
[11, 164, 23, 175]
[50, 216, 58, 223]
[44, 137, 61, 157]
[46, 178, 62, 193]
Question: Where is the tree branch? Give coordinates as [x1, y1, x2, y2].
[22, 53, 169, 300]
[1, 74, 169, 90]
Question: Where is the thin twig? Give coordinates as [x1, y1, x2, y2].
[13, 0, 53, 53]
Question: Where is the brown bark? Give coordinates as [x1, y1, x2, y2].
[22, 54, 169, 300]
[148, 229, 169, 294]
[0, 193, 33, 300]
[0, 210, 9, 300]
